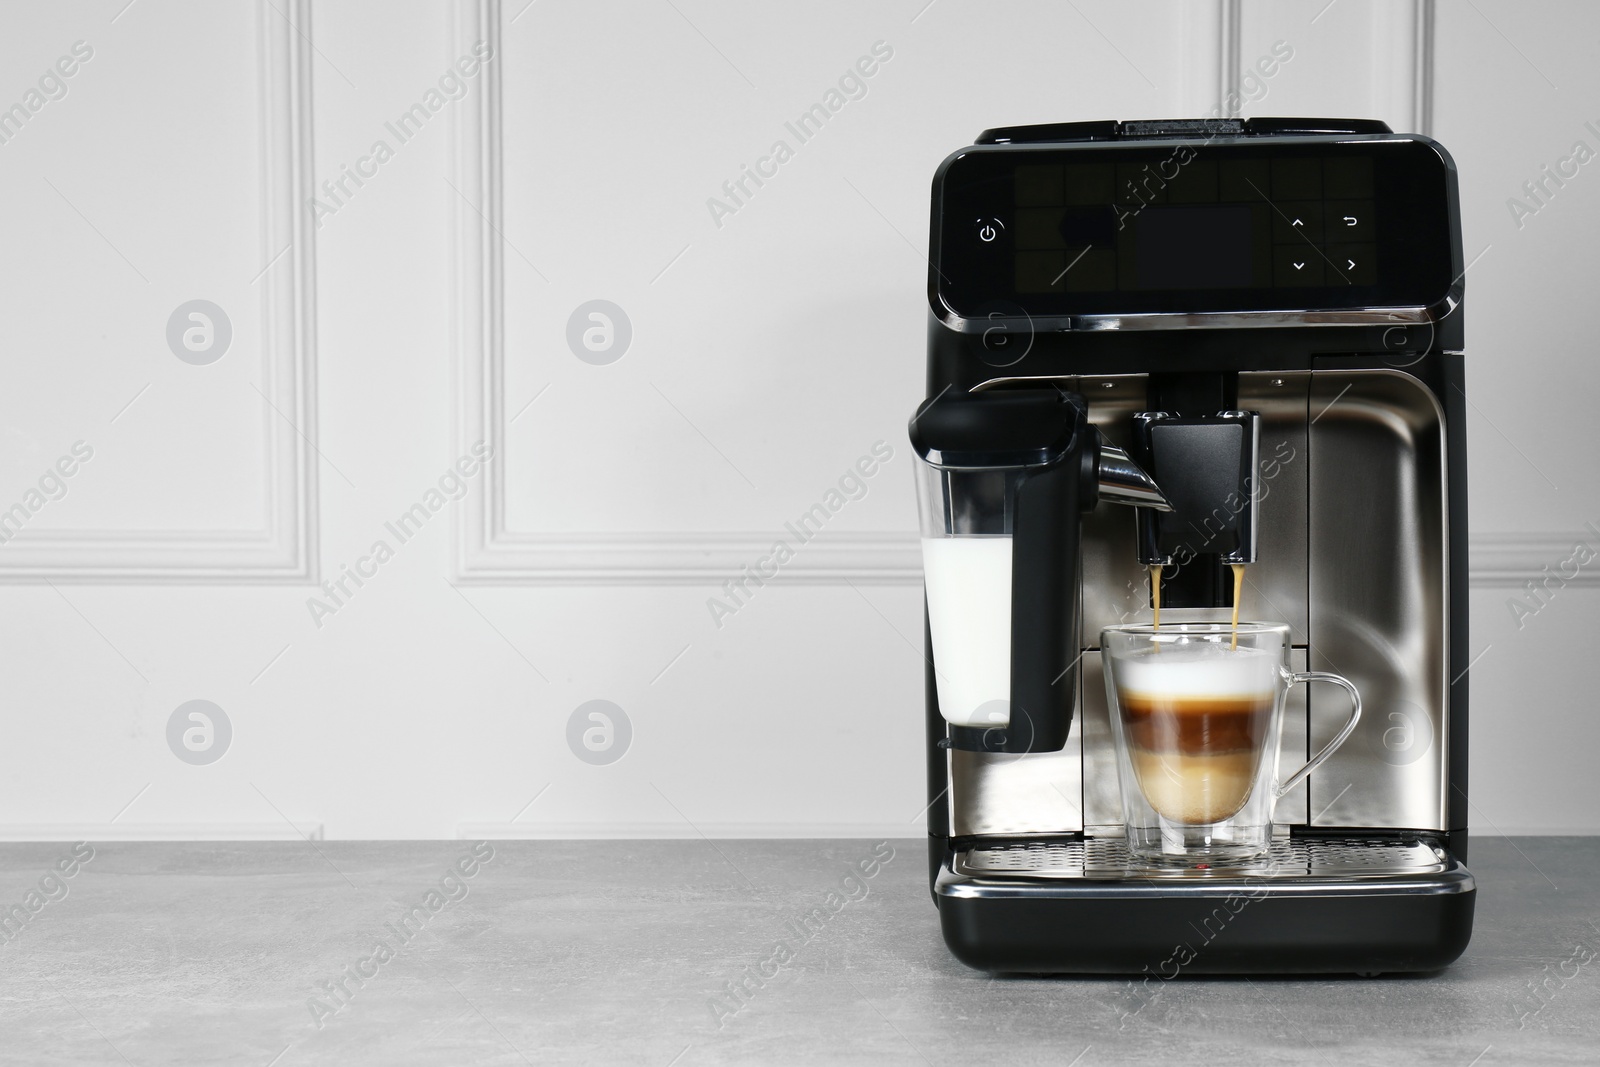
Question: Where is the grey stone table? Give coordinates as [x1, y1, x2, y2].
[0, 837, 1594, 1065]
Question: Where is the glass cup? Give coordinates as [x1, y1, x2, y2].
[1101, 622, 1362, 865]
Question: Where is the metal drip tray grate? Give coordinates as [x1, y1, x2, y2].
[956, 836, 1452, 882]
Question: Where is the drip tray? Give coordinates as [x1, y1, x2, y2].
[944, 836, 1473, 898]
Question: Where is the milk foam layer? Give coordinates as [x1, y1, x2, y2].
[1116, 642, 1277, 699]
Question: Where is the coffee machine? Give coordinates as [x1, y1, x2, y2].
[911, 118, 1475, 974]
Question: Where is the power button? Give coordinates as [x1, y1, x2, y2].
[976, 217, 1004, 243]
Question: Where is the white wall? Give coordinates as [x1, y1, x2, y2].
[1, 0, 1595, 838]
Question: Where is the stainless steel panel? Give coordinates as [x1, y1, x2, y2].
[948, 368, 1448, 837]
[1073, 374, 1310, 640]
[950, 709, 1083, 837]
[1081, 375, 1161, 638]
[1076, 375, 1311, 832]
[1307, 371, 1448, 830]
[1278, 648, 1310, 825]
[1237, 372, 1311, 644]
[1078, 651, 1121, 833]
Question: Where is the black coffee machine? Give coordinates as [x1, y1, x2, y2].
[910, 118, 1474, 974]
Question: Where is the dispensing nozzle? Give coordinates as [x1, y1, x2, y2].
[1130, 410, 1262, 569]
[1094, 441, 1173, 513]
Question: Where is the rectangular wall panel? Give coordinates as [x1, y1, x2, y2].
[0, 0, 317, 581]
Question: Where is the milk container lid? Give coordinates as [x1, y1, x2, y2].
[909, 389, 1087, 471]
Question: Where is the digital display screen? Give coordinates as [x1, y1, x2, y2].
[931, 138, 1453, 320]
[1134, 205, 1254, 289]
[1007, 154, 1375, 293]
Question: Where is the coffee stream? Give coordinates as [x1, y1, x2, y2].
[1150, 564, 1163, 632]
[1231, 562, 1245, 649]
[1147, 562, 1248, 648]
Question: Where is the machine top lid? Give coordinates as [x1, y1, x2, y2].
[975, 117, 1395, 145]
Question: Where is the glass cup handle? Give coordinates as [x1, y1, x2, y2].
[1275, 671, 1362, 799]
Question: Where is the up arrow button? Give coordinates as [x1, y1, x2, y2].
[1275, 203, 1325, 242]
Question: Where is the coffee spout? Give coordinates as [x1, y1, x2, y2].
[1095, 442, 1172, 512]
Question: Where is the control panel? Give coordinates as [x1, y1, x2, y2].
[931, 135, 1457, 325]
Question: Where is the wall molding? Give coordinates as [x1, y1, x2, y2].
[455, 531, 922, 585]
[1371, 0, 1436, 135]
[448, 526, 1600, 588]
[1470, 532, 1600, 587]
[1178, 0, 1240, 117]
[449, 0, 910, 586]
[0, 0, 318, 584]
[452, 0, 504, 583]
[1415, 0, 1436, 135]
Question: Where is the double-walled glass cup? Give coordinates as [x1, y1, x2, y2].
[1101, 622, 1362, 865]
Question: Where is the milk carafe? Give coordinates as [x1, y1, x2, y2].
[911, 388, 1168, 752]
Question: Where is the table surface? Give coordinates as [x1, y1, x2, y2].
[0, 837, 1594, 1066]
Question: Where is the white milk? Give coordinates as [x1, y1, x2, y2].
[1115, 642, 1278, 699]
[921, 537, 1012, 726]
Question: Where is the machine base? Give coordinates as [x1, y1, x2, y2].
[934, 834, 1475, 975]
